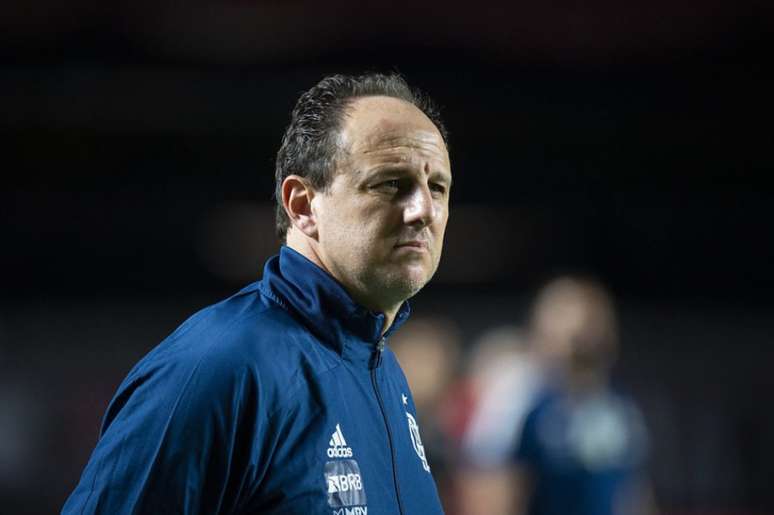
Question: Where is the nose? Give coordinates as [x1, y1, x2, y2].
[403, 183, 436, 227]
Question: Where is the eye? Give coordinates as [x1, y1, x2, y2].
[430, 182, 447, 195]
[374, 179, 401, 192]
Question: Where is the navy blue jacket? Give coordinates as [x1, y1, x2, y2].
[63, 246, 445, 515]
[515, 387, 649, 515]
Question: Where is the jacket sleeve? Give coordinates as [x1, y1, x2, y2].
[62, 343, 267, 515]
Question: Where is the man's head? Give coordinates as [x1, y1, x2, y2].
[276, 73, 451, 314]
[529, 276, 619, 383]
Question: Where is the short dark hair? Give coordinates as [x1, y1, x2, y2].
[274, 72, 448, 241]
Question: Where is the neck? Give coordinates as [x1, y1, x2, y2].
[285, 231, 399, 336]
[379, 307, 399, 336]
[565, 368, 608, 395]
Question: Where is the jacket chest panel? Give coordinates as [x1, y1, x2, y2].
[251, 357, 443, 515]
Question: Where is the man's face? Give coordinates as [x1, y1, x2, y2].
[311, 96, 451, 312]
[532, 288, 616, 375]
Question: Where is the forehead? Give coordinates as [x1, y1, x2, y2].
[339, 96, 449, 166]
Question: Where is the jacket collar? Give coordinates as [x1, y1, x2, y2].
[258, 246, 411, 363]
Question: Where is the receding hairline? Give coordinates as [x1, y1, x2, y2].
[334, 95, 448, 163]
[340, 95, 442, 132]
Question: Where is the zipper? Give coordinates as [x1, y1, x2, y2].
[370, 337, 406, 515]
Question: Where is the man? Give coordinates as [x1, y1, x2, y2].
[458, 277, 657, 515]
[63, 73, 452, 514]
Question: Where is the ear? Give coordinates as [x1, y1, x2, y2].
[282, 175, 318, 238]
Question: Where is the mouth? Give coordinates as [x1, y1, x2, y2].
[394, 240, 429, 250]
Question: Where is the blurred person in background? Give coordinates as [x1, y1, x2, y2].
[456, 325, 542, 515]
[458, 276, 657, 515]
[62, 72, 452, 514]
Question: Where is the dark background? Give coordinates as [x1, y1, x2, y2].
[1, 2, 773, 513]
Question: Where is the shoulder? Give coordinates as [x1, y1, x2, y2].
[380, 347, 406, 375]
[115, 285, 340, 420]
[607, 389, 651, 451]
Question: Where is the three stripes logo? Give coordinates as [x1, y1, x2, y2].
[327, 423, 354, 458]
[324, 423, 367, 510]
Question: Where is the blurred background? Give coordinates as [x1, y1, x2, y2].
[1, 1, 773, 514]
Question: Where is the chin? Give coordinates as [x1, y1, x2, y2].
[391, 272, 432, 299]
[366, 261, 436, 303]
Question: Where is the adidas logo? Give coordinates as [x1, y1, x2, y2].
[327, 423, 354, 458]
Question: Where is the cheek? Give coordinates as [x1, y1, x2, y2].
[323, 215, 379, 257]
[432, 211, 449, 243]
[434, 200, 449, 225]
[318, 198, 358, 235]
[356, 206, 402, 242]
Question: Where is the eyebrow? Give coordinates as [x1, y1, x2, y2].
[363, 164, 453, 187]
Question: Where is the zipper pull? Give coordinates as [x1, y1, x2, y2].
[371, 337, 386, 369]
